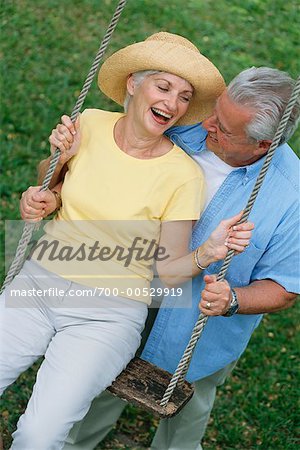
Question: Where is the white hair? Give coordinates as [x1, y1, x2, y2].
[123, 70, 161, 112]
[227, 67, 300, 145]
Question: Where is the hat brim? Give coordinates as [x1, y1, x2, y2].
[98, 40, 225, 125]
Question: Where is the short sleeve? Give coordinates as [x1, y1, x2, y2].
[161, 176, 205, 221]
[67, 109, 90, 170]
[251, 213, 300, 294]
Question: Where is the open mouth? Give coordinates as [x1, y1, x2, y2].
[151, 107, 173, 124]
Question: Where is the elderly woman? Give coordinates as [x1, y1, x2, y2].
[0, 33, 253, 449]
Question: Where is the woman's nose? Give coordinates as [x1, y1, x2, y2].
[164, 95, 177, 112]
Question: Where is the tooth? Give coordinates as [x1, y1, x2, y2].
[152, 108, 172, 119]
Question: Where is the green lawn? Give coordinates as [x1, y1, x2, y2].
[1, 1, 299, 449]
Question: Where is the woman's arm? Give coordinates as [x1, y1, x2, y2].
[37, 114, 80, 188]
[25, 113, 81, 218]
[37, 157, 68, 187]
[156, 212, 253, 287]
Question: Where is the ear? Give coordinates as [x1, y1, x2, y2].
[256, 139, 272, 155]
[126, 74, 135, 96]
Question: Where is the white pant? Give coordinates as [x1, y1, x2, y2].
[0, 261, 147, 450]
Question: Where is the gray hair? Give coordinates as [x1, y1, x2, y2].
[227, 67, 300, 145]
[123, 70, 161, 112]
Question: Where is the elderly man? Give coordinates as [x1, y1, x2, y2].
[21, 67, 299, 450]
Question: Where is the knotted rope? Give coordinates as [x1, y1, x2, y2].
[0, 0, 127, 295]
[160, 75, 300, 407]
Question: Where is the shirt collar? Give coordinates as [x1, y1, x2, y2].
[167, 123, 283, 181]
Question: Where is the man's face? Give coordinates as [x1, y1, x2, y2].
[202, 90, 270, 167]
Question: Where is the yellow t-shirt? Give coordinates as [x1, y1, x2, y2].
[33, 109, 205, 303]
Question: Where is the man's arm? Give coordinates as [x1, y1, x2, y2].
[200, 276, 297, 316]
[200, 203, 299, 317]
[235, 279, 296, 314]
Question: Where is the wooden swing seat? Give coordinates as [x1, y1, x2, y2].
[107, 357, 194, 418]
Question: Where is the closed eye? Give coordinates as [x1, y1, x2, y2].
[217, 118, 231, 135]
[158, 86, 169, 92]
[180, 96, 192, 103]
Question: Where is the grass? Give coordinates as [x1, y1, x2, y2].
[1, 0, 299, 448]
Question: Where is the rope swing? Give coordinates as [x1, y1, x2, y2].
[0, 0, 128, 294]
[2, 0, 300, 418]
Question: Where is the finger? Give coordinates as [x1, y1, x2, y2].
[20, 203, 42, 220]
[72, 117, 81, 149]
[57, 124, 74, 143]
[226, 238, 250, 247]
[199, 300, 216, 316]
[201, 289, 220, 301]
[22, 193, 45, 211]
[61, 114, 76, 135]
[228, 230, 252, 239]
[232, 221, 255, 232]
[20, 202, 28, 220]
[27, 201, 45, 212]
[74, 114, 80, 133]
[22, 203, 43, 217]
[222, 211, 244, 229]
[24, 186, 41, 196]
[33, 190, 54, 204]
[49, 135, 69, 152]
[29, 191, 48, 207]
[203, 274, 217, 284]
[202, 280, 229, 295]
[225, 243, 246, 252]
[54, 128, 72, 145]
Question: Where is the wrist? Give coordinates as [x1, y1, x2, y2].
[58, 155, 71, 166]
[194, 245, 212, 269]
[51, 189, 62, 211]
[223, 288, 239, 317]
[49, 153, 70, 166]
[198, 241, 215, 267]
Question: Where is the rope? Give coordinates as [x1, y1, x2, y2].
[160, 76, 300, 407]
[0, 0, 127, 295]
[2, 1, 299, 408]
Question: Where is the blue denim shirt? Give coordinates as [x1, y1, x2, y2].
[141, 123, 300, 382]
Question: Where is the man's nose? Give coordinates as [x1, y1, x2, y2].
[203, 114, 217, 131]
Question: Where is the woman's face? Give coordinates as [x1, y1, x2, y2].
[127, 72, 193, 136]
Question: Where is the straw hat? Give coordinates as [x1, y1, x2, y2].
[98, 32, 225, 125]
